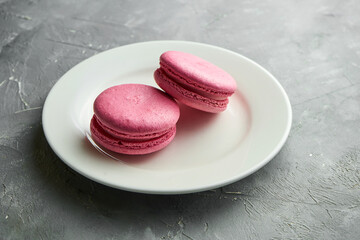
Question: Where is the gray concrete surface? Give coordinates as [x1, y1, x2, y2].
[1, 0, 360, 239]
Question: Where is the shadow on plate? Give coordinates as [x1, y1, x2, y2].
[84, 103, 218, 165]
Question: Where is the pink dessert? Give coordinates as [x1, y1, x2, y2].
[90, 84, 180, 155]
[154, 51, 237, 113]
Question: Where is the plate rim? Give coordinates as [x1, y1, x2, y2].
[42, 40, 292, 194]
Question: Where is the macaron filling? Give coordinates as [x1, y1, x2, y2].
[91, 116, 176, 152]
[93, 115, 171, 141]
[155, 68, 228, 109]
[159, 62, 232, 100]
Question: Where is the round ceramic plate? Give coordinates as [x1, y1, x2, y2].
[42, 41, 292, 194]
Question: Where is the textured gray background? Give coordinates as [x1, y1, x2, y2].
[1, 0, 360, 239]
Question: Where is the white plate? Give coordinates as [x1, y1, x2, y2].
[42, 41, 292, 194]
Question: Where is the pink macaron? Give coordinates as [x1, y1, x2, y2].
[90, 84, 180, 155]
[154, 51, 237, 113]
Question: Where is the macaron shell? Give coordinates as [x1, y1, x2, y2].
[155, 69, 228, 113]
[90, 116, 176, 155]
[94, 84, 180, 135]
[160, 51, 237, 96]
